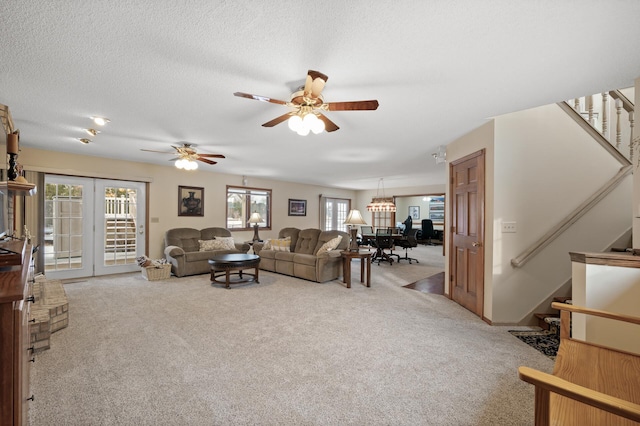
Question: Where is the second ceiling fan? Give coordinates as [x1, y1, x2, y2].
[234, 70, 379, 135]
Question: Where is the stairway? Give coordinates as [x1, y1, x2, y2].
[534, 296, 572, 334]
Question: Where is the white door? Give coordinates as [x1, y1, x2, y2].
[44, 176, 146, 279]
[44, 176, 95, 279]
[94, 180, 146, 275]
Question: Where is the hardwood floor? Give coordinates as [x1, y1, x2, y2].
[403, 271, 444, 295]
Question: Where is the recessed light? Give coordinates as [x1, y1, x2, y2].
[84, 128, 100, 136]
[78, 138, 91, 144]
[90, 116, 110, 126]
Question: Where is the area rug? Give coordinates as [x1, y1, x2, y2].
[508, 329, 559, 359]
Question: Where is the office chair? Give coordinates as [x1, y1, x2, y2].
[373, 228, 396, 265]
[402, 216, 413, 236]
[420, 219, 437, 245]
[395, 229, 419, 264]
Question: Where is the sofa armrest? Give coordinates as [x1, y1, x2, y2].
[253, 242, 265, 255]
[164, 245, 185, 258]
[235, 242, 250, 253]
[327, 250, 343, 258]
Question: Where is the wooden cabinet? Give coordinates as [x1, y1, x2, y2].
[0, 240, 33, 426]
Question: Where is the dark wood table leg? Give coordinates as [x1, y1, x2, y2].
[365, 256, 371, 287]
[344, 256, 351, 288]
[255, 266, 260, 283]
[225, 269, 230, 289]
[360, 257, 365, 283]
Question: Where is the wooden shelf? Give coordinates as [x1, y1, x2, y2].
[0, 180, 37, 196]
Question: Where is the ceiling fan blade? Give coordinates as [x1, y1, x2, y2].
[197, 153, 226, 158]
[262, 112, 293, 128]
[308, 70, 328, 99]
[233, 92, 287, 105]
[326, 100, 379, 111]
[197, 158, 218, 165]
[317, 113, 340, 132]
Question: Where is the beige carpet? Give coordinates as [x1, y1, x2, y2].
[29, 246, 553, 425]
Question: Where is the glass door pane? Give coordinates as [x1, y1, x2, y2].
[44, 176, 94, 279]
[94, 180, 146, 275]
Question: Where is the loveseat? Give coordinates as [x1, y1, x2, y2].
[254, 227, 349, 282]
[164, 227, 249, 277]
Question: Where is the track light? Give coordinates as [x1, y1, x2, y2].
[91, 116, 110, 126]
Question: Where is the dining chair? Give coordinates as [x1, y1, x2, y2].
[373, 228, 397, 265]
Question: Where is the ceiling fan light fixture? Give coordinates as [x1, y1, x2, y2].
[176, 157, 198, 170]
[288, 115, 302, 131]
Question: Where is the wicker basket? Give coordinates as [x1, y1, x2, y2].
[141, 264, 171, 281]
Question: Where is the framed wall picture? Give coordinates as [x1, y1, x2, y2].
[178, 186, 204, 216]
[409, 206, 420, 220]
[288, 199, 307, 216]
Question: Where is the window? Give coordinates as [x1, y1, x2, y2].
[371, 211, 394, 230]
[320, 197, 350, 231]
[226, 186, 271, 231]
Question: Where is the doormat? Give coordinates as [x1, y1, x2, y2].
[508, 329, 559, 360]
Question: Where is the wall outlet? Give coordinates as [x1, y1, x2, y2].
[502, 221, 517, 233]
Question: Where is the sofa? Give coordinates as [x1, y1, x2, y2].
[164, 227, 249, 277]
[254, 227, 349, 282]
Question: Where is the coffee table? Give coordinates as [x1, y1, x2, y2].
[208, 253, 260, 288]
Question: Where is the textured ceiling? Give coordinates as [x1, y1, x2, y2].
[1, 1, 639, 190]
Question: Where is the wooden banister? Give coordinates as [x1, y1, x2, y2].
[518, 367, 640, 424]
[519, 303, 640, 425]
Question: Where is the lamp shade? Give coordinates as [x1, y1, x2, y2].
[248, 212, 263, 224]
[343, 209, 367, 225]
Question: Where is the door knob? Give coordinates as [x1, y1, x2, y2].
[472, 241, 482, 247]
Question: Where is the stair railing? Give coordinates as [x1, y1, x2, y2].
[565, 90, 635, 163]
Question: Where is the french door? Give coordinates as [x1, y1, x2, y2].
[44, 176, 146, 279]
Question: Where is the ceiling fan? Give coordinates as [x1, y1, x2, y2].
[141, 143, 225, 170]
[234, 70, 379, 135]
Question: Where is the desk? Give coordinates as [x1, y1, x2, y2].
[341, 251, 372, 288]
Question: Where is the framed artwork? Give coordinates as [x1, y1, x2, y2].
[178, 186, 204, 216]
[288, 199, 307, 216]
[409, 206, 420, 220]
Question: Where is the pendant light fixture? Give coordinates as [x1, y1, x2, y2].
[367, 178, 396, 212]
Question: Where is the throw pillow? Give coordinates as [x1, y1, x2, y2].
[215, 236, 237, 250]
[264, 237, 291, 252]
[316, 235, 343, 255]
[198, 239, 227, 251]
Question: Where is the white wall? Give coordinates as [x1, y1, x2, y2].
[492, 103, 630, 324]
[445, 102, 632, 324]
[19, 147, 356, 260]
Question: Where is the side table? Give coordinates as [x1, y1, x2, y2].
[341, 251, 372, 288]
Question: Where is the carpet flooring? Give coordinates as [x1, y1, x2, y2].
[29, 245, 554, 425]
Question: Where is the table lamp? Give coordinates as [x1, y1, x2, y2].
[248, 212, 263, 242]
[343, 209, 367, 252]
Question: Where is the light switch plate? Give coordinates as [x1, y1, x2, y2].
[502, 221, 516, 233]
